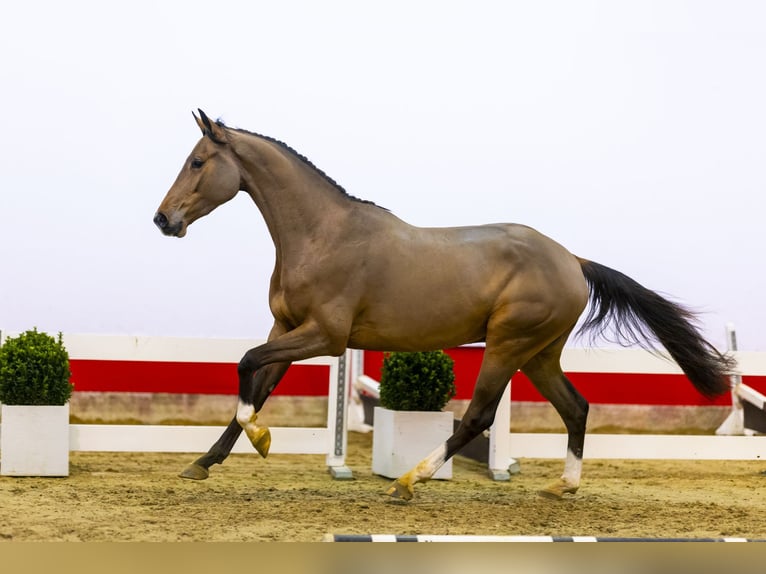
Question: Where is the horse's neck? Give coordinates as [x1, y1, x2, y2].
[234, 134, 354, 254]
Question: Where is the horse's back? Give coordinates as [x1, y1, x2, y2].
[346, 219, 588, 351]
[373, 220, 585, 295]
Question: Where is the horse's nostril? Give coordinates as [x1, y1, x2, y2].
[153, 212, 168, 229]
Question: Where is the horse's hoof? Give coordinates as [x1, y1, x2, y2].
[247, 426, 271, 458]
[179, 463, 209, 481]
[537, 488, 564, 500]
[386, 479, 414, 501]
[537, 480, 578, 500]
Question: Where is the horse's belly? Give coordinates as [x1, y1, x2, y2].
[347, 308, 487, 352]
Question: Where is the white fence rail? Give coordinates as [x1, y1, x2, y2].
[69, 425, 333, 455]
[1, 331, 765, 479]
[485, 325, 766, 478]
[0, 332, 357, 479]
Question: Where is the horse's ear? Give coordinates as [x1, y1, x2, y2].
[194, 109, 228, 144]
[193, 110, 206, 135]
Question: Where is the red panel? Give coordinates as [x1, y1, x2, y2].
[69, 359, 330, 396]
[363, 349, 765, 406]
[510, 372, 732, 406]
[69, 350, 766, 406]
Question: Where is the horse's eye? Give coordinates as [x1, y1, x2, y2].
[191, 158, 204, 169]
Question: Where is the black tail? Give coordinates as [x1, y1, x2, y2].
[576, 259, 736, 398]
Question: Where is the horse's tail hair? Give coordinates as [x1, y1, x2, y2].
[576, 259, 736, 398]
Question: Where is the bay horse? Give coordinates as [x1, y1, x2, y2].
[154, 110, 735, 499]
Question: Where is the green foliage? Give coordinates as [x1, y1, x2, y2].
[379, 351, 456, 412]
[0, 328, 73, 406]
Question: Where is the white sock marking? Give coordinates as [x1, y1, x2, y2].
[561, 448, 582, 487]
[236, 400, 255, 428]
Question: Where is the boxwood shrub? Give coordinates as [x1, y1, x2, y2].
[0, 328, 73, 406]
[379, 350, 456, 412]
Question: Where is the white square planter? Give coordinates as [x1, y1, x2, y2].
[0, 404, 70, 476]
[372, 406, 453, 480]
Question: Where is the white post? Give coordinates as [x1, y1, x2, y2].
[347, 349, 372, 433]
[487, 381, 518, 480]
[326, 351, 353, 479]
[716, 323, 744, 435]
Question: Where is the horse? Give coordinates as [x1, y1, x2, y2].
[153, 110, 735, 500]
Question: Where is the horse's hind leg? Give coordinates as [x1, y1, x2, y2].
[521, 339, 589, 499]
[386, 351, 517, 500]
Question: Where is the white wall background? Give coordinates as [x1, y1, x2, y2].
[1, 1, 764, 350]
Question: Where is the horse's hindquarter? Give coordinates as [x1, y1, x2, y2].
[347, 222, 587, 351]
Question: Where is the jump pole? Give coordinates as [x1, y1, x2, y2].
[324, 534, 765, 543]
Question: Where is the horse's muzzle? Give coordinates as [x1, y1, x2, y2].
[153, 212, 184, 237]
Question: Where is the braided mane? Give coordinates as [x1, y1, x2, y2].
[217, 119, 383, 209]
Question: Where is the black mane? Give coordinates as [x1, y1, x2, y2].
[217, 119, 384, 209]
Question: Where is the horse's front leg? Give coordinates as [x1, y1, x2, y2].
[234, 320, 345, 456]
[179, 320, 343, 480]
[234, 360, 292, 459]
[179, 361, 290, 480]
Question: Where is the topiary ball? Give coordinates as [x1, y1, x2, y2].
[0, 328, 73, 406]
[379, 350, 456, 412]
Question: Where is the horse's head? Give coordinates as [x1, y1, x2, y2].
[153, 110, 241, 237]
